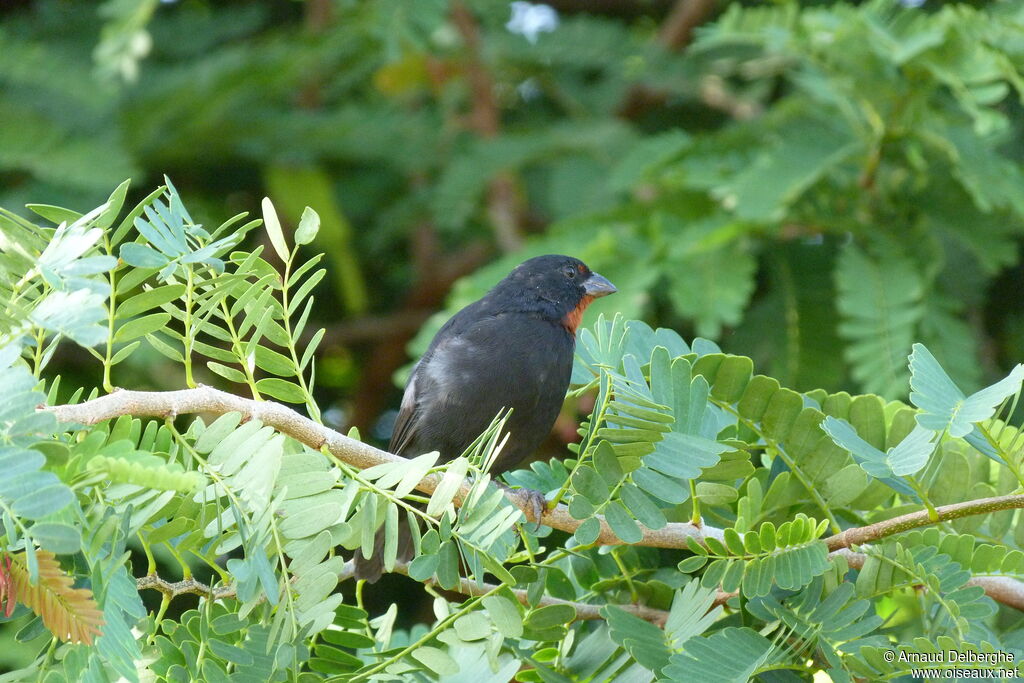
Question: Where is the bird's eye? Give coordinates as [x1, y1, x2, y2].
[563, 266, 576, 279]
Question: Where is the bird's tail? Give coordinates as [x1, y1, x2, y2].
[352, 517, 416, 583]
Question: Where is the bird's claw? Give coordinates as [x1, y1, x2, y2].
[497, 483, 547, 531]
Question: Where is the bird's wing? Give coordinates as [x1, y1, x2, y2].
[388, 301, 488, 456]
[388, 360, 422, 456]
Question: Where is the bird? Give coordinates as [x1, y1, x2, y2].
[354, 254, 616, 582]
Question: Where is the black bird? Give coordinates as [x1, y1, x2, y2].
[354, 254, 616, 582]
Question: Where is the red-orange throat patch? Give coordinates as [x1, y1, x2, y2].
[562, 295, 594, 334]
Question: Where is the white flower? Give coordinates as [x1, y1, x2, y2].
[506, 2, 558, 44]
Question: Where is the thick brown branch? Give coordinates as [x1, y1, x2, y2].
[658, 0, 717, 50]
[824, 494, 1024, 552]
[451, 1, 524, 252]
[617, 0, 763, 122]
[46, 387, 724, 548]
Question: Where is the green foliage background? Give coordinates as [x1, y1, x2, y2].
[3, 0, 1024, 680]
[5, 0, 1024, 406]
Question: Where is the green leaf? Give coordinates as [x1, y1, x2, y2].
[280, 502, 342, 539]
[295, 207, 320, 245]
[836, 245, 923, 398]
[114, 312, 170, 342]
[11, 484, 74, 519]
[207, 639, 255, 666]
[678, 555, 708, 573]
[29, 522, 81, 553]
[288, 270, 326, 315]
[910, 343, 1024, 438]
[604, 500, 642, 543]
[120, 242, 169, 269]
[574, 517, 601, 545]
[619, 483, 667, 529]
[109, 341, 141, 365]
[253, 346, 296, 377]
[454, 612, 492, 641]
[411, 646, 458, 676]
[633, 467, 689, 504]
[383, 502, 399, 572]
[27, 204, 82, 225]
[408, 553, 439, 581]
[663, 627, 776, 681]
[320, 630, 375, 649]
[667, 242, 757, 339]
[195, 413, 244, 453]
[427, 457, 469, 517]
[116, 284, 186, 320]
[483, 595, 523, 638]
[608, 129, 691, 191]
[261, 197, 289, 263]
[279, 470, 336, 499]
[393, 452, 439, 498]
[436, 540, 460, 589]
[886, 424, 936, 477]
[96, 179, 131, 231]
[716, 113, 861, 221]
[146, 332, 184, 362]
[207, 361, 248, 384]
[695, 482, 739, 506]
[525, 604, 576, 630]
[572, 465, 610, 504]
[820, 416, 923, 497]
[823, 464, 869, 507]
[255, 378, 306, 403]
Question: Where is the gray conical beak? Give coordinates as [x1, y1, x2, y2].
[584, 272, 617, 298]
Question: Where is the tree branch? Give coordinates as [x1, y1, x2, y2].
[658, 0, 717, 50]
[135, 574, 235, 600]
[617, 0, 763, 122]
[46, 387, 724, 548]
[833, 549, 1024, 612]
[384, 560, 689, 626]
[51, 388, 1024, 613]
[824, 494, 1024, 552]
[134, 561, 723, 627]
[450, 1, 525, 252]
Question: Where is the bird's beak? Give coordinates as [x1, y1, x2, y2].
[583, 272, 617, 298]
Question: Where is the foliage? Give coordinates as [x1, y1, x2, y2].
[2, 0, 1024, 679]
[3, 0, 1023, 409]
[2, 183, 1024, 680]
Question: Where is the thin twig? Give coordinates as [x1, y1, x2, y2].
[135, 574, 235, 600]
[833, 549, 1024, 612]
[824, 494, 1024, 552]
[384, 560, 688, 626]
[134, 561, 711, 627]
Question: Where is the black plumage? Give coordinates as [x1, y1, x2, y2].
[355, 254, 616, 581]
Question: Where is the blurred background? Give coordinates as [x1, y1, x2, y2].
[2, 0, 1024, 662]
[5, 0, 1024, 430]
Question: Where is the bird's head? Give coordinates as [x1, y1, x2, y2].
[491, 254, 616, 333]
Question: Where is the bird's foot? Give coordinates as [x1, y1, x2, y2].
[496, 482, 547, 530]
